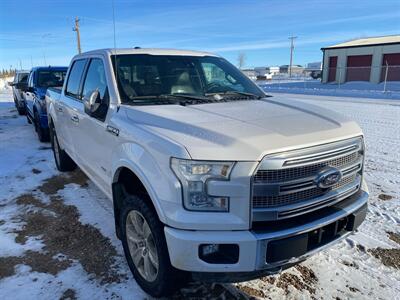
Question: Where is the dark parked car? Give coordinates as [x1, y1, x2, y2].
[9, 70, 30, 115]
[23, 66, 67, 142]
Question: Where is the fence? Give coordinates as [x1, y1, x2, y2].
[258, 65, 400, 98]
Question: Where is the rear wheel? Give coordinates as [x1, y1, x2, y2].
[17, 104, 26, 116]
[119, 193, 186, 297]
[34, 111, 49, 142]
[50, 125, 76, 172]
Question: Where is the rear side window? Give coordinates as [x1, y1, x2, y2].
[82, 58, 108, 100]
[66, 59, 86, 98]
[19, 73, 29, 83]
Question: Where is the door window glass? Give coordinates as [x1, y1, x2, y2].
[66, 59, 86, 98]
[82, 58, 108, 100]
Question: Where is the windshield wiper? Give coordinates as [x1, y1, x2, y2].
[206, 91, 264, 99]
[125, 94, 211, 106]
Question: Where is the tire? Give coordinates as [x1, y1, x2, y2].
[120, 194, 187, 297]
[50, 125, 76, 172]
[17, 105, 26, 116]
[14, 96, 26, 115]
[34, 111, 50, 142]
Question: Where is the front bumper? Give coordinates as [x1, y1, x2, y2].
[164, 186, 368, 279]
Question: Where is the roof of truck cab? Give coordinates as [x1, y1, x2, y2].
[79, 48, 219, 57]
[30, 66, 68, 71]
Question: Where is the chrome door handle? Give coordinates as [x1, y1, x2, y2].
[71, 115, 79, 123]
[57, 107, 63, 112]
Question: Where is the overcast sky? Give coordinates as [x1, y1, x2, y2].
[0, 0, 399, 70]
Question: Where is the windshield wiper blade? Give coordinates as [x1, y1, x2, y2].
[206, 91, 263, 99]
[126, 94, 211, 106]
[158, 94, 212, 105]
[160, 94, 210, 101]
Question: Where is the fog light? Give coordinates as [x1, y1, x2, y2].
[199, 244, 239, 264]
[201, 244, 219, 256]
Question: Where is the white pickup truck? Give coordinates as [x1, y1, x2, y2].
[46, 48, 369, 297]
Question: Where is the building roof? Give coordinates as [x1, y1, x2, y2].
[322, 35, 400, 50]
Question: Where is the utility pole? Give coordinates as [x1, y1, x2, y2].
[73, 17, 82, 54]
[288, 35, 297, 78]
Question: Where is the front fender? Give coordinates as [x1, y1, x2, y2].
[111, 142, 184, 225]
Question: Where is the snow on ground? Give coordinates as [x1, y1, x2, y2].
[0, 77, 13, 92]
[0, 89, 399, 299]
[259, 79, 400, 100]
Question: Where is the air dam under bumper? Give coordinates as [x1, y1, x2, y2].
[164, 188, 368, 280]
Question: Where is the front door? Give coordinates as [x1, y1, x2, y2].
[72, 57, 115, 194]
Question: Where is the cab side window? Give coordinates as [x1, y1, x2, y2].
[20, 73, 29, 83]
[82, 58, 108, 100]
[65, 59, 86, 99]
[82, 58, 109, 122]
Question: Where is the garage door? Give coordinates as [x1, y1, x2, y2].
[346, 55, 372, 82]
[327, 56, 337, 82]
[381, 53, 400, 82]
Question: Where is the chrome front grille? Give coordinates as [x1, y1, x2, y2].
[252, 137, 363, 220]
[254, 151, 359, 183]
[253, 174, 357, 208]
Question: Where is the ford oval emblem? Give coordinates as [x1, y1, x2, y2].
[315, 167, 342, 189]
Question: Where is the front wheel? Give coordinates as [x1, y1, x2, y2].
[120, 194, 187, 297]
[17, 106, 26, 115]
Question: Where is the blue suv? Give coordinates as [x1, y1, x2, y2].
[23, 66, 68, 142]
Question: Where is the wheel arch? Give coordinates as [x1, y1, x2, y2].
[112, 164, 167, 239]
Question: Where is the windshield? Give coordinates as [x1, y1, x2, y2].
[112, 54, 265, 104]
[37, 70, 67, 88]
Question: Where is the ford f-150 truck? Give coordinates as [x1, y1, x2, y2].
[9, 70, 30, 115]
[23, 66, 68, 142]
[46, 48, 369, 297]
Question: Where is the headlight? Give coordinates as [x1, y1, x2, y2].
[171, 158, 235, 212]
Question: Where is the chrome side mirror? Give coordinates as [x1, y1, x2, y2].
[83, 89, 100, 115]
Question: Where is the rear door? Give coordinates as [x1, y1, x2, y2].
[59, 59, 88, 158]
[72, 57, 114, 189]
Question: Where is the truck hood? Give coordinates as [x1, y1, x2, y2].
[124, 96, 362, 161]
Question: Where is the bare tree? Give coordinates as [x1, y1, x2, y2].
[237, 52, 246, 69]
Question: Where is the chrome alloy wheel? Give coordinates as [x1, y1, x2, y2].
[126, 210, 159, 282]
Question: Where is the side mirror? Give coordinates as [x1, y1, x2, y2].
[83, 90, 101, 116]
[8, 82, 15, 86]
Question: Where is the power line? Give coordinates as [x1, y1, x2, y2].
[288, 35, 297, 78]
[73, 17, 82, 54]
